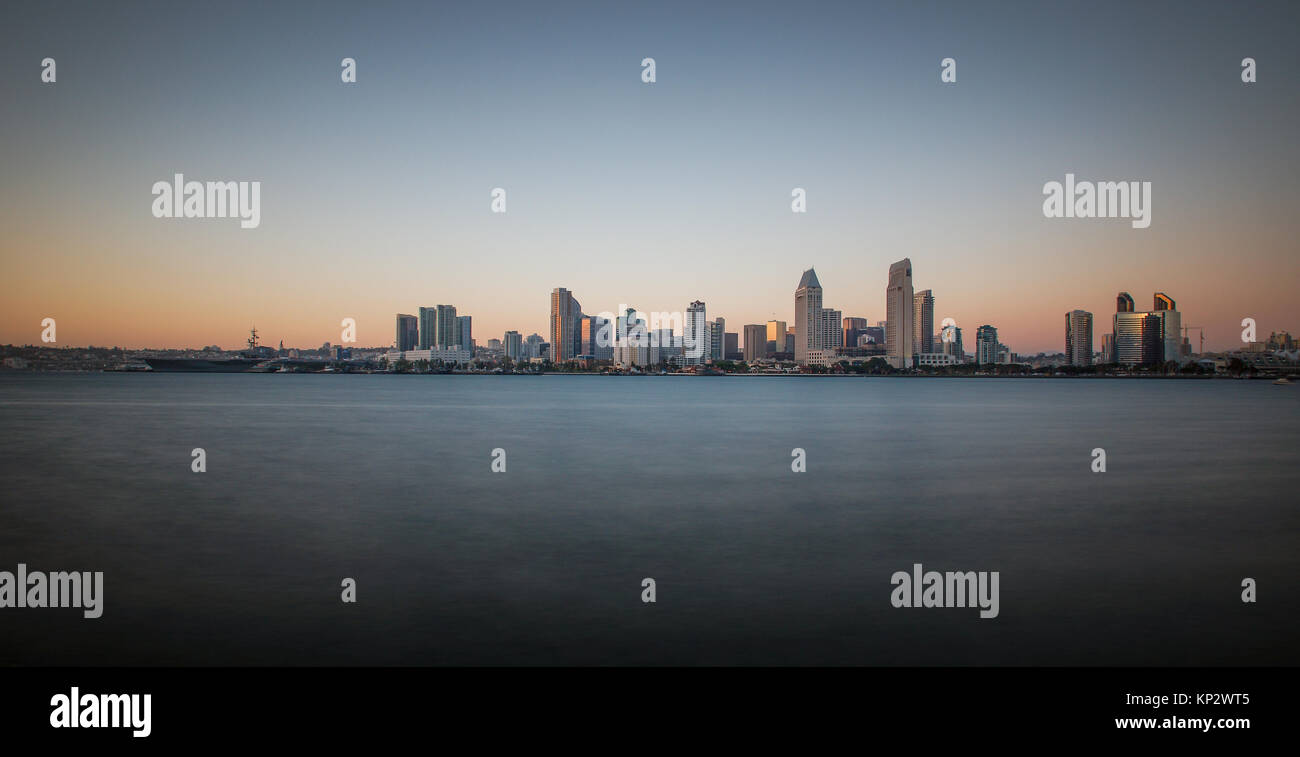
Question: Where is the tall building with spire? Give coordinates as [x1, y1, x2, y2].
[886, 259, 914, 369]
[794, 268, 823, 364]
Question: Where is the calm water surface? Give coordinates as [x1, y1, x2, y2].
[0, 373, 1296, 665]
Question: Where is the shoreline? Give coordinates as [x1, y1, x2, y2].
[0, 370, 1293, 381]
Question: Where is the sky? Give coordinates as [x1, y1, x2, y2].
[1, 0, 1297, 353]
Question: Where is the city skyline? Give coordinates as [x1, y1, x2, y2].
[7, 267, 1287, 364]
[2, 2, 1297, 352]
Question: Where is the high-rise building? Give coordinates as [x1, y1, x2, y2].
[785, 327, 795, 354]
[1113, 311, 1163, 365]
[580, 314, 613, 360]
[862, 325, 886, 348]
[886, 259, 914, 369]
[503, 330, 522, 359]
[709, 317, 725, 361]
[842, 316, 869, 349]
[975, 325, 999, 365]
[1110, 291, 1176, 366]
[417, 307, 436, 349]
[395, 313, 418, 351]
[615, 307, 649, 367]
[794, 268, 823, 364]
[650, 328, 679, 365]
[434, 305, 458, 348]
[743, 324, 766, 362]
[1266, 331, 1295, 351]
[941, 326, 964, 359]
[549, 287, 582, 363]
[1101, 333, 1115, 364]
[817, 308, 842, 355]
[523, 333, 546, 359]
[913, 290, 934, 356]
[684, 300, 709, 366]
[765, 320, 786, 355]
[724, 332, 739, 360]
[1065, 310, 1093, 366]
[456, 315, 473, 352]
[1152, 292, 1181, 362]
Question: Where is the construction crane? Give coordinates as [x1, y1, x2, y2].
[1182, 326, 1204, 355]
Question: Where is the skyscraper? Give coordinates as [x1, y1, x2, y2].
[684, 300, 709, 366]
[523, 333, 545, 359]
[549, 288, 582, 363]
[503, 330, 522, 359]
[794, 268, 823, 364]
[434, 305, 458, 348]
[765, 320, 786, 355]
[395, 313, 418, 351]
[709, 317, 725, 361]
[1113, 311, 1163, 365]
[650, 328, 679, 365]
[842, 316, 869, 349]
[456, 315, 473, 351]
[976, 325, 999, 365]
[743, 324, 766, 363]
[941, 326, 964, 359]
[615, 307, 649, 367]
[886, 259, 914, 369]
[1111, 291, 1174, 366]
[817, 308, 842, 357]
[580, 314, 613, 360]
[1152, 292, 1181, 362]
[417, 306, 436, 349]
[724, 332, 739, 360]
[913, 289, 934, 355]
[1065, 310, 1093, 366]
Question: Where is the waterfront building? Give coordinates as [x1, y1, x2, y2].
[1065, 309, 1093, 366]
[395, 313, 418, 351]
[794, 268, 823, 364]
[975, 325, 999, 365]
[886, 259, 914, 369]
[765, 320, 786, 356]
[684, 301, 709, 366]
[456, 315, 473, 352]
[913, 290, 935, 356]
[549, 288, 582, 363]
[743, 324, 766, 362]
[504, 330, 522, 360]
